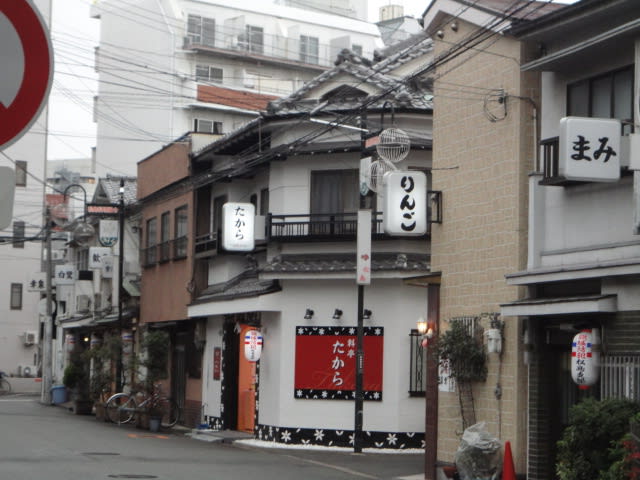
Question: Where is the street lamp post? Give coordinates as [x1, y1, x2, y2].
[116, 178, 125, 392]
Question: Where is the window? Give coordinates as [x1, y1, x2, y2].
[310, 170, 359, 215]
[160, 212, 170, 262]
[194, 119, 223, 134]
[10, 283, 22, 310]
[568, 66, 634, 134]
[259, 188, 269, 216]
[409, 330, 426, 396]
[145, 217, 157, 266]
[300, 35, 319, 64]
[195, 65, 223, 84]
[13, 221, 25, 249]
[238, 25, 263, 54]
[187, 14, 215, 47]
[15, 161, 27, 187]
[174, 206, 188, 259]
[352, 44, 363, 56]
[310, 170, 360, 235]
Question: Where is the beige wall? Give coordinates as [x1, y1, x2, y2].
[430, 19, 536, 470]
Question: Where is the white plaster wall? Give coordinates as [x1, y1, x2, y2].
[257, 278, 426, 433]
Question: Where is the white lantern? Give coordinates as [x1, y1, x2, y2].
[571, 329, 600, 389]
[244, 329, 263, 362]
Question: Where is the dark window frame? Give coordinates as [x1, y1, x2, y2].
[15, 160, 27, 187]
[174, 205, 188, 259]
[10, 283, 22, 310]
[13, 221, 25, 249]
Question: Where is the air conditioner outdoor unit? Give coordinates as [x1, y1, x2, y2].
[18, 364, 38, 378]
[23, 331, 37, 346]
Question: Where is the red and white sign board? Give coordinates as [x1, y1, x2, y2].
[244, 329, 263, 362]
[0, 1, 53, 149]
[571, 329, 600, 390]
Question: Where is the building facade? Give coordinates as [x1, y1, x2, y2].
[90, 0, 383, 176]
[504, 1, 640, 478]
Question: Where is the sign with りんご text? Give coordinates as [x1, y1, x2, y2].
[383, 171, 427, 236]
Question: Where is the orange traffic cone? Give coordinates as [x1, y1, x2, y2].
[503, 441, 516, 480]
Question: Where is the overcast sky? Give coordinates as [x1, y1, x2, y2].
[46, 0, 574, 162]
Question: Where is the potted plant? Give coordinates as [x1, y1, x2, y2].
[85, 334, 120, 421]
[136, 329, 170, 431]
[436, 319, 487, 430]
[63, 351, 92, 415]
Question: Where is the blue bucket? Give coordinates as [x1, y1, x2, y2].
[51, 385, 67, 404]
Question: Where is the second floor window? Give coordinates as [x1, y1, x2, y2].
[300, 35, 319, 64]
[568, 66, 633, 134]
[310, 169, 359, 215]
[187, 14, 215, 47]
[146, 217, 157, 265]
[160, 212, 170, 262]
[13, 221, 25, 249]
[10, 283, 22, 310]
[196, 65, 223, 84]
[174, 206, 188, 259]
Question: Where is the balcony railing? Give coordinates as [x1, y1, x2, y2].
[194, 232, 218, 258]
[540, 136, 562, 185]
[142, 245, 157, 268]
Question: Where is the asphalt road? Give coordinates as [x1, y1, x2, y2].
[0, 394, 424, 480]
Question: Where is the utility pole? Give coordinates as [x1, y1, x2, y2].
[115, 178, 125, 392]
[40, 207, 53, 404]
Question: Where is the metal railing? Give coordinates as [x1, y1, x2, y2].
[601, 354, 640, 401]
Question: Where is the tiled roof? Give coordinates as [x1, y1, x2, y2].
[197, 85, 279, 111]
[193, 270, 281, 303]
[266, 48, 433, 115]
[261, 252, 430, 274]
[96, 176, 137, 206]
[373, 32, 434, 74]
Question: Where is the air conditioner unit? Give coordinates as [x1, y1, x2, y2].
[18, 364, 38, 378]
[23, 331, 37, 346]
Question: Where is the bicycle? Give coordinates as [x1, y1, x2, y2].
[0, 372, 11, 395]
[105, 384, 179, 428]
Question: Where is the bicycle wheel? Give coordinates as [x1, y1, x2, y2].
[158, 398, 179, 428]
[0, 378, 11, 395]
[106, 393, 136, 424]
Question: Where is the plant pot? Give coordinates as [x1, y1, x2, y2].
[149, 416, 161, 433]
[94, 402, 108, 422]
[72, 399, 93, 415]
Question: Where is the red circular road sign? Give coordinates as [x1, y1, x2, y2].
[0, 0, 53, 149]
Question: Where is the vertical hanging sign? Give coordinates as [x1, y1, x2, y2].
[222, 202, 255, 251]
[356, 210, 371, 285]
[383, 171, 427, 236]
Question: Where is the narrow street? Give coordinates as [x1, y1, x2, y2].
[0, 394, 424, 480]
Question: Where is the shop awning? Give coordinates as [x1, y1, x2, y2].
[500, 294, 617, 317]
[58, 314, 93, 329]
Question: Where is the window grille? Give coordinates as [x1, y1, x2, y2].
[601, 354, 640, 401]
[409, 330, 426, 396]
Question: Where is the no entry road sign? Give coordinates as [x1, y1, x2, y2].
[0, 0, 53, 150]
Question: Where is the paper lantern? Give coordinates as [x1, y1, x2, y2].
[571, 329, 600, 389]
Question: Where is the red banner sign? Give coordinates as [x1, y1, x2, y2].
[294, 326, 383, 400]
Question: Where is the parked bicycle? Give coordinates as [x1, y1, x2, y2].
[105, 383, 179, 428]
[0, 371, 11, 395]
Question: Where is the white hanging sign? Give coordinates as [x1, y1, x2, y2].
[244, 329, 263, 362]
[102, 255, 114, 278]
[89, 247, 112, 269]
[559, 117, 621, 182]
[222, 202, 255, 251]
[99, 219, 119, 247]
[383, 171, 427, 236]
[54, 264, 76, 285]
[571, 329, 600, 389]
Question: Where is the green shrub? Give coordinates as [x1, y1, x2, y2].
[556, 397, 640, 480]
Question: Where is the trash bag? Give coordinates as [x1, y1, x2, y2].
[454, 422, 502, 480]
